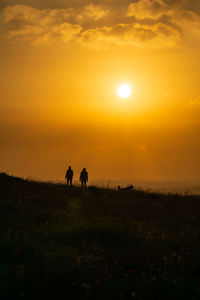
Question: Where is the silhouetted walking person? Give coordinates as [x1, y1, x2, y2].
[65, 166, 73, 186]
[80, 168, 88, 187]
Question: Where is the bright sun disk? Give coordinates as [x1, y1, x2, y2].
[117, 84, 131, 98]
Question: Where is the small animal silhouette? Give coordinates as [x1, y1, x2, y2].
[118, 184, 134, 191]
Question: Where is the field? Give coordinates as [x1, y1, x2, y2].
[0, 173, 200, 299]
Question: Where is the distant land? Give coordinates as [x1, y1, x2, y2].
[3, 172, 200, 195]
[28, 178, 200, 196]
[108, 180, 200, 195]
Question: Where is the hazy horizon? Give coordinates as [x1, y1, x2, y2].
[3, 171, 200, 195]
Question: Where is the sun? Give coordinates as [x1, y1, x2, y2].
[117, 84, 131, 98]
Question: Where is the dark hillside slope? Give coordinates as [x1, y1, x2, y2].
[0, 173, 200, 299]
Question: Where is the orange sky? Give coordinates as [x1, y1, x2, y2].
[0, 0, 200, 182]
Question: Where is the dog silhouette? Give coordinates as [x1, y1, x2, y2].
[118, 184, 134, 191]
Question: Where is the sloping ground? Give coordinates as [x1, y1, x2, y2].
[0, 173, 200, 299]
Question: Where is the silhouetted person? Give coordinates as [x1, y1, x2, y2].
[80, 168, 88, 187]
[65, 166, 73, 186]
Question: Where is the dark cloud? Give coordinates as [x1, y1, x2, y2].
[165, 0, 200, 14]
[0, 0, 133, 10]
[0, 0, 200, 49]
[1, 0, 200, 13]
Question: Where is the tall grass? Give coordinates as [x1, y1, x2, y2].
[0, 173, 200, 299]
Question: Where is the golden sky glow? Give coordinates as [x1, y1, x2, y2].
[1, 0, 200, 182]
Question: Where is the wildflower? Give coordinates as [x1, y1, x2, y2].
[80, 282, 90, 290]
[128, 269, 135, 277]
[13, 264, 19, 270]
[162, 277, 167, 281]
[77, 257, 80, 263]
[178, 256, 182, 262]
[98, 275, 103, 282]
[131, 291, 137, 298]
[146, 257, 151, 262]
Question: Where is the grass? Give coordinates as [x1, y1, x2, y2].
[0, 172, 200, 299]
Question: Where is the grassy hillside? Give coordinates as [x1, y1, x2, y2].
[0, 173, 200, 299]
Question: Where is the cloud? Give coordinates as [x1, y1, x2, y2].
[2, 5, 72, 25]
[126, 0, 200, 50]
[8, 22, 82, 45]
[79, 26, 113, 49]
[1, 1, 200, 49]
[127, 0, 200, 28]
[2, 4, 108, 25]
[1, 4, 109, 45]
[1, 5, 82, 45]
[79, 21, 181, 49]
[127, 0, 171, 19]
[77, 4, 108, 21]
[52, 22, 82, 43]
